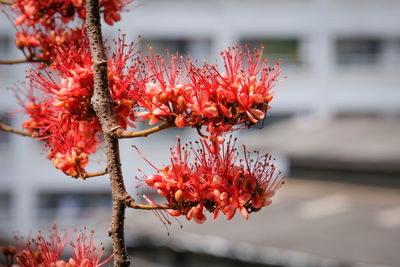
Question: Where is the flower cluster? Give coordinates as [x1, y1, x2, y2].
[9, 224, 112, 267]
[131, 45, 282, 153]
[3, 0, 132, 61]
[19, 33, 137, 176]
[22, 96, 100, 176]
[16, 38, 282, 177]
[139, 137, 285, 223]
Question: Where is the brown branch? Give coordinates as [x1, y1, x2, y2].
[125, 197, 170, 210]
[86, 1, 129, 266]
[119, 121, 174, 138]
[0, 119, 32, 137]
[128, 203, 170, 210]
[67, 169, 108, 179]
[0, 0, 13, 5]
[0, 58, 46, 64]
[82, 169, 108, 179]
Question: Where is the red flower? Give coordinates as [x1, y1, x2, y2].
[70, 228, 114, 267]
[13, 224, 112, 267]
[16, 33, 137, 176]
[14, 224, 74, 266]
[131, 44, 282, 144]
[137, 136, 285, 223]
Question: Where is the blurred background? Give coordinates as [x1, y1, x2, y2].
[1, 0, 400, 266]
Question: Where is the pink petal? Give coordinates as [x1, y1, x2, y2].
[239, 206, 249, 219]
[245, 110, 259, 124]
[250, 108, 265, 120]
[145, 82, 162, 96]
[203, 106, 219, 118]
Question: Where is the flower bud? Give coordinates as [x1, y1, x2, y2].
[175, 115, 186, 128]
[174, 189, 184, 203]
[158, 92, 168, 104]
[1, 246, 8, 256]
[177, 96, 186, 110]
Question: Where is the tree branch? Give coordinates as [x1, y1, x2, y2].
[0, 58, 47, 64]
[121, 195, 170, 210]
[0, 119, 32, 137]
[82, 169, 108, 179]
[0, 0, 12, 5]
[119, 122, 174, 138]
[86, 0, 129, 266]
[126, 202, 170, 210]
[67, 169, 108, 179]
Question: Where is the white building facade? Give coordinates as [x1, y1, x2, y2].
[1, 0, 400, 238]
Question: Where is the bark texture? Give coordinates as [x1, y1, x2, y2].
[85, 1, 130, 266]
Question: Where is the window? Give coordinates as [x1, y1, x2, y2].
[38, 191, 112, 220]
[248, 112, 293, 130]
[142, 39, 188, 55]
[0, 35, 10, 57]
[139, 38, 212, 62]
[240, 38, 301, 66]
[0, 35, 11, 76]
[381, 39, 400, 67]
[336, 38, 382, 66]
[0, 113, 11, 147]
[0, 192, 11, 221]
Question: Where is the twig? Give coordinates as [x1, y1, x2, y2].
[122, 194, 170, 210]
[82, 169, 108, 179]
[67, 169, 108, 179]
[0, 0, 12, 5]
[122, 194, 186, 211]
[0, 119, 32, 137]
[0, 58, 46, 64]
[119, 122, 174, 138]
[126, 202, 170, 210]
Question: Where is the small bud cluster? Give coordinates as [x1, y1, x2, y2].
[139, 137, 285, 223]
[1, 245, 17, 267]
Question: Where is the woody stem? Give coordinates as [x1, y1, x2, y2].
[0, 119, 32, 137]
[85, 1, 129, 266]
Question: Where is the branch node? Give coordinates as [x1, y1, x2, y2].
[106, 125, 123, 137]
[119, 193, 132, 202]
[95, 59, 108, 65]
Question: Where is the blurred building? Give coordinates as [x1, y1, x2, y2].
[1, 0, 400, 266]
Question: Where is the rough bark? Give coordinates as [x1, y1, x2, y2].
[85, 0, 130, 266]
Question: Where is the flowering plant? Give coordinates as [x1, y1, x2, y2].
[0, 0, 285, 266]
